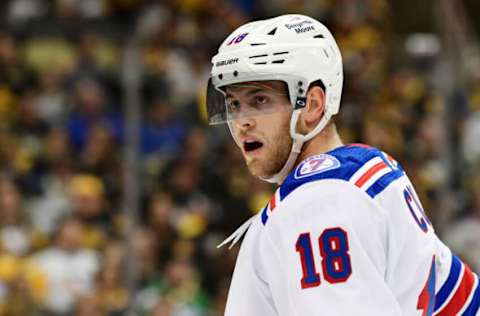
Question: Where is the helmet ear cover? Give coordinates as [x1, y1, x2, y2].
[296, 79, 326, 110]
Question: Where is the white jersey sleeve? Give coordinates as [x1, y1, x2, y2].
[255, 180, 401, 316]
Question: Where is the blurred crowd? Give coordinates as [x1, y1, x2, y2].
[0, 0, 479, 315]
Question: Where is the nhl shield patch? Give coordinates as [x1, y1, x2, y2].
[294, 154, 340, 179]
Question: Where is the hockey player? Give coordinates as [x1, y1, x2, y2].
[206, 14, 480, 315]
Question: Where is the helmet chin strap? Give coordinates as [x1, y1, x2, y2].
[260, 109, 303, 184]
[260, 137, 303, 184]
[228, 108, 332, 185]
[261, 108, 332, 184]
[227, 114, 304, 184]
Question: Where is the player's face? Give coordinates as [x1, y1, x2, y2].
[226, 81, 292, 178]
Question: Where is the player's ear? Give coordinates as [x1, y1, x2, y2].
[299, 85, 326, 130]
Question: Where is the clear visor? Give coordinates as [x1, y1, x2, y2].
[206, 79, 292, 125]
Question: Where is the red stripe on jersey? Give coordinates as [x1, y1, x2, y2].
[354, 161, 388, 188]
[347, 143, 372, 149]
[436, 264, 476, 316]
[269, 193, 276, 211]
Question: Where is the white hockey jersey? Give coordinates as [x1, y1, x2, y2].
[221, 144, 480, 316]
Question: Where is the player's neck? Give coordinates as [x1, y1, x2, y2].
[295, 127, 344, 170]
[276, 125, 344, 185]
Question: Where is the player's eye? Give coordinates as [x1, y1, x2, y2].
[226, 99, 242, 112]
[246, 94, 271, 110]
[254, 95, 269, 105]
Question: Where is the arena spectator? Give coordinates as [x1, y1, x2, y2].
[33, 216, 99, 315]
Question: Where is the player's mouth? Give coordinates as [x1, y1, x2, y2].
[243, 139, 264, 154]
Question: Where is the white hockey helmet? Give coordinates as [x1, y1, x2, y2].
[207, 14, 343, 183]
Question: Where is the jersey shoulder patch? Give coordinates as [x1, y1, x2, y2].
[294, 154, 341, 179]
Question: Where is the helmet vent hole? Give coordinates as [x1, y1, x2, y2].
[314, 34, 325, 39]
[271, 60, 285, 64]
[273, 51, 289, 55]
[250, 43, 266, 46]
[249, 54, 269, 59]
[267, 28, 277, 35]
[253, 62, 267, 65]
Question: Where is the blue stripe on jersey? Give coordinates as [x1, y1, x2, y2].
[261, 206, 268, 225]
[365, 167, 405, 198]
[434, 254, 462, 312]
[426, 258, 436, 316]
[462, 281, 480, 316]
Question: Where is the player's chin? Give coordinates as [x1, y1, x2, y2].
[245, 159, 275, 179]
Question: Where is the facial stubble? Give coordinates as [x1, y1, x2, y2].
[245, 114, 293, 179]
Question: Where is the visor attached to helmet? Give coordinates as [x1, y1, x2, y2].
[206, 70, 308, 125]
[207, 79, 293, 125]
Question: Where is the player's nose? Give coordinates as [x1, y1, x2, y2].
[233, 115, 256, 131]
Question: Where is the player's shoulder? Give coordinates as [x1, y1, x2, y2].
[260, 144, 405, 225]
[283, 143, 404, 197]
